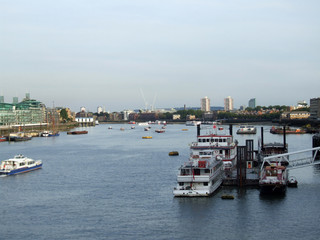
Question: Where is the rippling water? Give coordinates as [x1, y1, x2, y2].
[1, 124, 320, 240]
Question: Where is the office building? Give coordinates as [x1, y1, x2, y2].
[224, 96, 233, 111]
[310, 97, 320, 120]
[201, 96, 210, 112]
[248, 98, 256, 109]
[0, 93, 46, 126]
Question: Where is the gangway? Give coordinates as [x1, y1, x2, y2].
[261, 146, 320, 170]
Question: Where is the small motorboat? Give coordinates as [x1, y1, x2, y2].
[287, 176, 298, 187]
[142, 136, 152, 139]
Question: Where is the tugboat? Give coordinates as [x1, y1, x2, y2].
[259, 157, 289, 194]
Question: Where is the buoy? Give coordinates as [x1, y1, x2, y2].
[221, 195, 235, 200]
[142, 136, 152, 139]
[169, 151, 179, 156]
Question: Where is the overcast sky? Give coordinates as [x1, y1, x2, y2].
[1, 0, 319, 112]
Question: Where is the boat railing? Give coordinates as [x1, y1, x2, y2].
[261, 146, 320, 171]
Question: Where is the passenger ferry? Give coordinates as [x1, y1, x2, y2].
[190, 125, 238, 170]
[0, 154, 42, 176]
[173, 150, 223, 197]
[173, 124, 235, 197]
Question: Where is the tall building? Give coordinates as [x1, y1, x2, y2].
[248, 98, 256, 109]
[201, 96, 210, 112]
[0, 94, 46, 126]
[224, 96, 233, 111]
[310, 97, 320, 120]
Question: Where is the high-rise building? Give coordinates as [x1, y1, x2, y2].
[224, 96, 233, 111]
[248, 98, 256, 109]
[201, 96, 210, 112]
[310, 97, 320, 120]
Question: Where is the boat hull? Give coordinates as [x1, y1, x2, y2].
[259, 184, 286, 194]
[0, 164, 42, 176]
[173, 178, 222, 197]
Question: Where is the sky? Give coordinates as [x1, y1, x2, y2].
[1, 0, 319, 112]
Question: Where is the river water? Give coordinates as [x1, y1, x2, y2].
[1, 124, 319, 240]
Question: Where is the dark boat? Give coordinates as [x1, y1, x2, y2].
[67, 131, 88, 135]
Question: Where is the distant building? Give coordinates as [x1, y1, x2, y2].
[13, 97, 18, 104]
[186, 115, 196, 120]
[281, 111, 310, 120]
[224, 96, 233, 111]
[297, 100, 308, 109]
[310, 98, 320, 120]
[75, 110, 95, 125]
[173, 114, 181, 120]
[0, 96, 4, 103]
[201, 96, 210, 112]
[0, 93, 46, 126]
[97, 106, 103, 114]
[248, 98, 256, 109]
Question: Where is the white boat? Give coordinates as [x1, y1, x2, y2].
[236, 126, 257, 134]
[186, 121, 201, 126]
[173, 125, 232, 197]
[190, 126, 238, 171]
[41, 131, 50, 137]
[173, 150, 223, 197]
[138, 122, 149, 126]
[0, 154, 42, 176]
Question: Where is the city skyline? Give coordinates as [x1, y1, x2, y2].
[1, 1, 320, 112]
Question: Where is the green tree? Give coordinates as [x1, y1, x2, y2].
[60, 108, 69, 122]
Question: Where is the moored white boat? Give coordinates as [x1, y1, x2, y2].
[173, 152, 223, 197]
[236, 125, 256, 134]
[0, 154, 42, 176]
[190, 125, 238, 170]
[186, 121, 201, 126]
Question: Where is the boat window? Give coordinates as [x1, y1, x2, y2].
[194, 169, 200, 175]
[219, 139, 222, 142]
[220, 150, 223, 154]
[215, 139, 218, 142]
[223, 139, 226, 142]
[203, 182, 208, 186]
[19, 163, 25, 166]
[204, 169, 210, 173]
[179, 182, 184, 186]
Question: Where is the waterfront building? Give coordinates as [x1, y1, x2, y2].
[297, 100, 308, 109]
[75, 110, 95, 126]
[0, 93, 46, 126]
[97, 106, 103, 114]
[281, 111, 310, 120]
[310, 98, 320, 121]
[201, 96, 210, 112]
[173, 114, 181, 120]
[248, 98, 256, 109]
[224, 96, 233, 111]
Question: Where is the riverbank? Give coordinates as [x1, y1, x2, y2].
[0, 122, 79, 136]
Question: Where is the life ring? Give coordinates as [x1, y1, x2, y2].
[214, 150, 219, 154]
